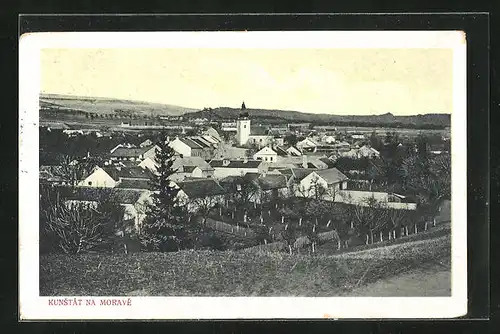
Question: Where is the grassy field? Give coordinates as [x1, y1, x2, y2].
[40, 233, 450, 297]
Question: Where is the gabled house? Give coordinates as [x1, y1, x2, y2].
[253, 146, 278, 163]
[358, 145, 380, 158]
[202, 127, 222, 143]
[171, 156, 214, 178]
[78, 166, 153, 188]
[296, 168, 348, 199]
[138, 157, 158, 172]
[169, 166, 204, 182]
[278, 168, 315, 185]
[175, 179, 227, 212]
[168, 137, 214, 158]
[296, 138, 318, 152]
[299, 168, 348, 197]
[323, 135, 336, 144]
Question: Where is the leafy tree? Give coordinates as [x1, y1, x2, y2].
[139, 136, 198, 252]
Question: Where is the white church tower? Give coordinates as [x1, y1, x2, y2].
[236, 101, 250, 146]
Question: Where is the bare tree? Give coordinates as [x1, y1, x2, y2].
[191, 195, 221, 223]
[55, 154, 98, 186]
[42, 196, 123, 255]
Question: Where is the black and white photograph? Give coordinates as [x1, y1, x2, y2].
[19, 30, 467, 319]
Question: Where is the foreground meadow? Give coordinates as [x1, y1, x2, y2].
[40, 233, 450, 297]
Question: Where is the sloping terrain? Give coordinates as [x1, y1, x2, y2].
[40, 93, 198, 116]
[40, 233, 450, 297]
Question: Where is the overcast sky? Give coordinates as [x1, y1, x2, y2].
[40, 48, 453, 115]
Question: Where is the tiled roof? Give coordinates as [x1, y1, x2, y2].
[181, 138, 204, 149]
[101, 166, 153, 181]
[189, 136, 211, 148]
[115, 178, 153, 190]
[110, 145, 156, 158]
[172, 157, 213, 171]
[177, 179, 226, 198]
[274, 146, 289, 156]
[319, 157, 336, 168]
[316, 168, 349, 184]
[279, 168, 314, 181]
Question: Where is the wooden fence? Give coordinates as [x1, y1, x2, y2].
[204, 218, 256, 238]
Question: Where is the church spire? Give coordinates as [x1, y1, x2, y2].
[239, 101, 249, 119]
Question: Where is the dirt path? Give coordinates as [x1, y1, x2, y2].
[344, 264, 451, 297]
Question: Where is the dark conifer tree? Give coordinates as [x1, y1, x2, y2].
[139, 136, 194, 251]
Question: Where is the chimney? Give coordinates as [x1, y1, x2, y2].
[302, 155, 308, 168]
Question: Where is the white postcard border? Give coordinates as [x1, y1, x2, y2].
[19, 31, 467, 320]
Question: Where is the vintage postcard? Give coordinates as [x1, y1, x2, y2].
[19, 30, 467, 320]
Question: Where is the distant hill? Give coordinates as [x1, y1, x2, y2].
[39, 94, 450, 128]
[39, 93, 198, 117]
[185, 107, 451, 128]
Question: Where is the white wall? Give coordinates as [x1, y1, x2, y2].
[138, 157, 158, 172]
[297, 172, 328, 197]
[191, 167, 204, 178]
[169, 139, 192, 157]
[77, 168, 117, 188]
[254, 152, 278, 163]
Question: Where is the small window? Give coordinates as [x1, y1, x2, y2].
[88, 181, 92, 186]
[260, 139, 263, 142]
[243, 125, 247, 128]
[265, 157, 268, 161]
[270, 156, 273, 161]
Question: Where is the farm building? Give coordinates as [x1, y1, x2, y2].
[295, 168, 349, 198]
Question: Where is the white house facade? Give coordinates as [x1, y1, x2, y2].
[78, 167, 118, 188]
[168, 138, 192, 157]
[253, 146, 278, 163]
